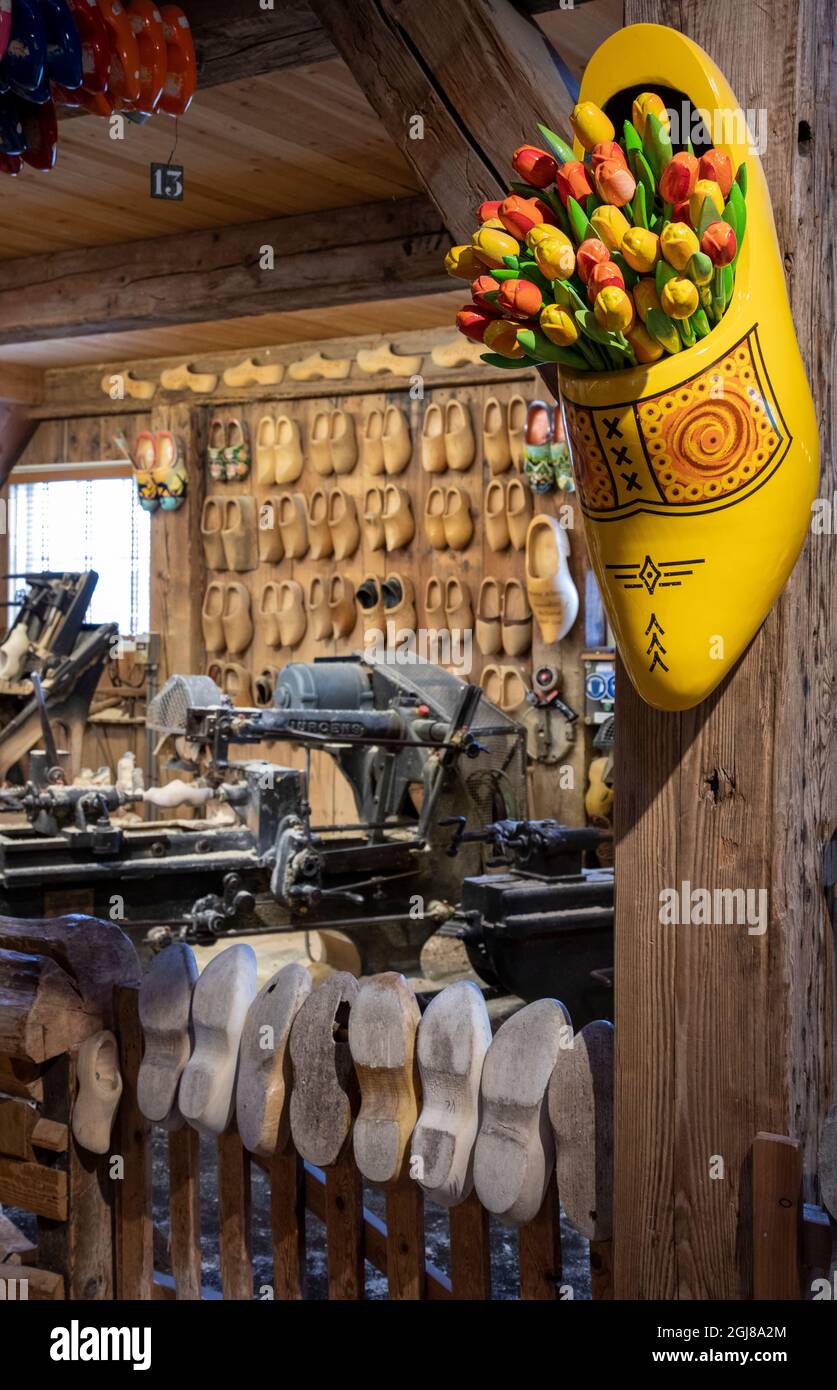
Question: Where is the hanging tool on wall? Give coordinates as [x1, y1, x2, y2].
[521, 664, 578, 764]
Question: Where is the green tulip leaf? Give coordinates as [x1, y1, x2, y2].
[643, 112, 672, 180]
[480, 353, 525, 370]
[711, 266, 726, 319]
[611, 251, 639, 289]
[502, 255, 520, 270]
[676, 316, 696, 348]
[516, 328, 588, 369]
[586, 193, 600, 219]
[735, 161, 748, 197]
[646, 307, 681, 354]
[566, 196, 596, 247]
[622, 119, 643, 156]
[491, 267, 520, 281]
[696, 196, 719, 238]
[687, 139, 696, 159]
[628, 148, 656, 204]
[574, 308, 615, 346]
[726, 182, 747, 245]
[553, 278, 587, 314]
[632, 182, 649, 229]
[536, 123, 576, 167]
[690, 308, 712, 338]
[655, 259, 678, 297]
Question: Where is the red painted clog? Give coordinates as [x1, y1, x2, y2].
[159, 4, 194, 116]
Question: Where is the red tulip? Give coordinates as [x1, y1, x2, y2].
[699, 148, 733, 198]
[591, 140, 627, 172]
[659, 151, 698, 204]
[511, 144, 558, 189]
[477, 199, 502, 224]
[594, 158, 636, 207]
[701, 220, 737, 266]
[456, 304, 499, 343]
[587, 260, 625, 304]
[498, 277, 543, 319]
[556, 160, 592, 207]
[470, 274, 500, 311]
[671, 200, 692, 226]
[498, 194, 546, 239]
[576, 237, 610, 284]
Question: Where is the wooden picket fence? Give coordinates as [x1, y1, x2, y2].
[112, 987, 612, 1301]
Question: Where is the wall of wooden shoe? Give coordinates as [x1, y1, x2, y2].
[194, 379, 596, 828]
[20, 328, 608, 829]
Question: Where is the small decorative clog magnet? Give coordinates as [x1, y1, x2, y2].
[0, 1, 12, 63]
[159, 4, 195, 116]
[1, 0, 48, 102]
[38, 0, 83, 89]
[558, 25, 819, 711]
[19, 92, 57, 167]
[153, 430, 187, 509]
[125, 0, 165, 114]
[95, 0, 141, 109]
[51, 0, 110, 105]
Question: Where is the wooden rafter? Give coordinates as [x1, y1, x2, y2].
[0, 196, 448, 346]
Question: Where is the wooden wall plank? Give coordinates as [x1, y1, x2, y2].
[752, 1133, 802, 1300]
[114, 985, 153, 1299]
[0, 1154, 67, 1220]
[614, 0, 835, 1301]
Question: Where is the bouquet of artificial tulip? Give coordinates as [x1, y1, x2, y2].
[445, 93, 747, 372]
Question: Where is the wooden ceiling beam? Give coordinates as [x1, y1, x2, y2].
[183, 0, 593, 88]
[0, 196, 449, 345]
[307, 0, 576, 241]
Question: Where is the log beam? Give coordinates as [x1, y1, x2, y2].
[308, 0, 576, 240]
[0, 197, 448, 346]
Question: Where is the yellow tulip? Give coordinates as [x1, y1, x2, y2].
[660, 276, 699, 319]
[631, 91, 671, 138]
[688, 178, 724, 225]
[660, 221, 700, 271]
[626, 322, 664, 363]
[471, 225, 521, 268]
[590, 204, 631, 252]
[527, 224, 575, 279]
[483, 318, 525, 358]
[570, 100, 615, 151]
[444, 244, 485, 280]
[633, 277, 662, 324]
[594, 286, 635, 333]
[621, 227, 660, 274]
[540, 304, 580, 346]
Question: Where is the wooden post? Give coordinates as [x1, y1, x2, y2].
[149, 402, 207, 686]
[612, 0, 836, 1299]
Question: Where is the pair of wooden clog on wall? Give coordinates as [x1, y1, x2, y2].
[476, 578, 532, 658]
[134, 947, 612, 1238]
[201, 496, 258, 572]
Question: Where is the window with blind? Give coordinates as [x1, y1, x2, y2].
[7, 479, 152, 637]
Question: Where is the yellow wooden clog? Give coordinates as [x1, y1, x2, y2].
[559, 24, 819, 711]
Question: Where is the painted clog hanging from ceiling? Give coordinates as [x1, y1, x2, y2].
[51, 0, 110, 105]
[1, 0, 48, 101]
[158, 4, 195, 116]
[124, 0, 166, 115]
[444, 23, 819, 712]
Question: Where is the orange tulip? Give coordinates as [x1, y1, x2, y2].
[659, 151, 698, 204]
[699, 149, 733, 198]
[591, 140, 627, 172]
[511, 144, 557, 189]
[701, 220, 737, 266]
[556, 160, 592, 207]
[470, 274, 500, 310]
[483, 318, 526, 358]
[498, 194, 547, 240]
[587, 260, 625, 304]
[498, 277, 543, 319]
[477, 200, 502, 224]
[576, 237, 610, 284]
[594, 158, 637, 207]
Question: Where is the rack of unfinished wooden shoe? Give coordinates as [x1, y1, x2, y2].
[0, 915, 140, 1301]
